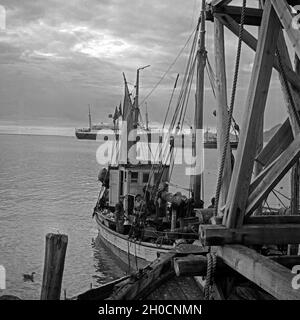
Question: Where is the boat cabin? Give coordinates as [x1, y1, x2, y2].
[108, 164, 169, 212]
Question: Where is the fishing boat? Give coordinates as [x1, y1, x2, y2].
[92, 0, 241, 270]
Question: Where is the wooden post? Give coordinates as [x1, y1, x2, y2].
[289, 55, 300, 255]
[214, 17, 232, 209]
[171, 208, 177, 232]
[223, 2, 281, 228]
[41, 233, 68, 300]
[193, 0, 206, 207]
[253, 0, 264, 215]
[291, 55, 300, 217]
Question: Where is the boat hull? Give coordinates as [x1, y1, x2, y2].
[94, 212, 172, 269]
[75, 131, 97, 140]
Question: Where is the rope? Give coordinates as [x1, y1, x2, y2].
[214, 0, 246, 217]
[139, 25, 198, 108]
[204, 252, 217, 300]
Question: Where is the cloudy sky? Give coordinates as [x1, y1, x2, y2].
[0, 0, 290, 130]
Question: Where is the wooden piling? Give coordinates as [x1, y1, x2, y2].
[40, 233, 68, 300]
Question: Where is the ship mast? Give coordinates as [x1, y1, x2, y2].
[145, 102, 149, 131]
[88, 104, 92, 131]
[129, 65, 150, 162]
[192, 0, 206, 207]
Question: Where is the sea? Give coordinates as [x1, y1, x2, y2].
[0, 133, 290, 299]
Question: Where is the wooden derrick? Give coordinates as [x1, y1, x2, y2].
[223, 2, 281, 228]
[214, 18, 232, 207]
[215, 245, 300, 300]
[200, 224, 300, 246]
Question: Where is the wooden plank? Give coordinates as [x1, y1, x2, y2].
[244, 215, 300, 225]
[210, 0, 232, 6]
[291, 55, 300, 216]
[211, 6, 263, 26]
[174, 255, 207, 277]
[277, 31, 300, 136]
[217, 14, 300, 93]
[246, 134, 300, 216]
[255, 118, 293, 168]
[249, 118, 293, 195]
[41, 233, 68, 300]
[214, 18, 232, 208]
[271, 0, 300, 60]
[216, 245, 300, 300]
[223, 2, 281, 228]
[200, 224, 300, 246]
[108, 252, 175, 300]
[270, 255, 300, 269]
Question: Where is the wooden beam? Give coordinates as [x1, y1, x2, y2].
[210, 0, 233, 6]
[223, 2, 281, 228]
[255, 118, 293, 168]
[174, 253, 300, 278]
[271, 0, 300, 60]
[270, 255, 300, 269]
[174, 255, 208, 277]
[210, 6, 263, 26]
[277, 31, 300, 136]
[291, 55, 300, 217]
[244, 215, 300, 225]
[200, 224, 300, 246]
[214, 18, 232, 208]
[249, 118, 293, 195]
[215, 245, 300, 300]
[217, 14, 300, 93]
[246, 134, 300, 216]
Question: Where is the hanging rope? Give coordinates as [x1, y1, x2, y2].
[214, 0, 246, 217]
[204, 252, 217, 300]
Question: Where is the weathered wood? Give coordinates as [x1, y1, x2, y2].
[193, 0, 206, 207]
[171, 208, 177, 232]
[223, 2, 281, 228]
[108, 252, 175, 300]
[209, 6, 263, 26]
[244, 215, 300, 225]
[270, 255, 300, 270]
[174, 255, 207, 277]
[277, 31, 300, 136]
[217, 14, 300, 93]
[291, 55, 300, 216]
[210, 0, 233, 6]
[173, 254, 227, 277]
[215, 245, 300, 300]
[77, 276, 130, 300]
[255, 118, 293, 168]
[214, 17, 232, 208]
[246, 134, 300, 216]
[41, 233, 68, 300]
[200, 224, 300, 246]
[271, 0, 300, 60]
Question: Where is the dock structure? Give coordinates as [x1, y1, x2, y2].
[198, 0, 300, 300]
[78, 0, 300, 301]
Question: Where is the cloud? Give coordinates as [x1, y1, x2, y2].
[0, 0, 287, 129]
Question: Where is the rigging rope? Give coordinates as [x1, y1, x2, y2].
[204, 252, 217, 300]
[139, 25, 199, 108]
[214, 0, 246, 218]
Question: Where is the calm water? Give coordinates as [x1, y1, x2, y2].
[0, 134, 290, 299]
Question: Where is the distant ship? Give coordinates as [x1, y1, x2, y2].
[75, 105, 118, 140]
[75, 107, 238, 148]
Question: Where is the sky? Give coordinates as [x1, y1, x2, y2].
[0, 0, 292, 131]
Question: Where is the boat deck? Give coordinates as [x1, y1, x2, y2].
[146, 276, 203, 300]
